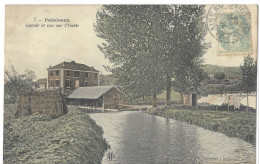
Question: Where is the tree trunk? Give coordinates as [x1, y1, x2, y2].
[166, 76, 171, 106]
[180, 92, 184, 104]
[152, 93, 157, 108]
[246, 92, 249, 115]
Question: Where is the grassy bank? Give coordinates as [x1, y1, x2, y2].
[148, 107, 256, 145]
[132, 89, 181, 105]
[4, 105, 108, 163]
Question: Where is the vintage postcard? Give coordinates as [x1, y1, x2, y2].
[3, 4, 258, 164]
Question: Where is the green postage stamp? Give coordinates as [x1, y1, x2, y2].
[207, 5, 252, 56]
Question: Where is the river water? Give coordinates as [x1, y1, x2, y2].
[89, 111, 255, 164]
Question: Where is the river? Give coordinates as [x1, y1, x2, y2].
[89, 111, 255, 164]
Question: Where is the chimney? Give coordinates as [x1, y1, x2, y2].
[62, 61, 65, 67]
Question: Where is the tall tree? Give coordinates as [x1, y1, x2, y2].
[240, 55, 257, 113]
[172, 5, 209, 103]
[95, 5, 169, 107]
[95, 5, 209, 107]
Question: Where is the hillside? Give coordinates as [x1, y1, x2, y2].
[203, 64, 241, 77]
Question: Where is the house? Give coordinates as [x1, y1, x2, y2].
[66, 86, 122, 109]
[34, 78, 47, 90]
[47, 61, 99, 93]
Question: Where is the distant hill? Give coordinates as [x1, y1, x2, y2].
[203, 64, 241, 77]
[99, 64, 241, 86]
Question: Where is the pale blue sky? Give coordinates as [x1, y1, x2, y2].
[5, 5, 257, 80]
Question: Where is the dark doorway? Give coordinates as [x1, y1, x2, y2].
[192, 94, 197, 106]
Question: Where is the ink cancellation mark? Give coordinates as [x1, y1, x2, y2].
[207, 5, 252, 56]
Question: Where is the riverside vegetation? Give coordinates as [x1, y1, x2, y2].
[4, 104, 109, 164]
[148, 107, 256, 145]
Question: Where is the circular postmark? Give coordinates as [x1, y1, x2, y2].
[207, 5, 251, 43]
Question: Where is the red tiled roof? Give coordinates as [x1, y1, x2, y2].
[48, 61, 99, 72]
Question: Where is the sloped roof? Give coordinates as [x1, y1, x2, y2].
[48, 61, 99, 72]
[67, 86, 120, 99]
[35, 78, 47, 84]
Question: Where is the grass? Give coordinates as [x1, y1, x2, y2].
[133, 89, 181, 105]
[4, 104, 109, 163]
[148, 107, 256, 145]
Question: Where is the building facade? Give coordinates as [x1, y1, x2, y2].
[67, 86, 122, 109]
[47, 61, 99, 93]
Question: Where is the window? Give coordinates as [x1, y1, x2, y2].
[85, 72, 88, 78]
[95, 73, 98, 79]
[66, 70, 71, 76]
[50, 71, 54, 76]
[56, 80, 60, 87]
[50, 80, 54, 87]
[56, 70, 60, 76]
[74, 71, 80, 77]
[66, 80, 71, 87]
[85, 82, 88, 86]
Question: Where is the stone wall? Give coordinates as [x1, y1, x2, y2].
[15, 89, 68, 117]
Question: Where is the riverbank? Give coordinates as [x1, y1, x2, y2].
[148, 107, 256, 145]
[4, 104, 108, 163]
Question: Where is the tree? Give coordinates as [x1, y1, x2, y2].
[240, 55, 257, 113]
[99, 74, 117, 86]
[95, 5, 209, 107]
[95, 5, 170, 107]
[172, 5, 209, 104]
[214, 72, 225, 81]
[4, 64, 36, 103]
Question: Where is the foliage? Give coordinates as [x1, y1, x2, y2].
[240, 55, 257, 93]
[95, 5, 209, 105]
[201, 85, 225, 96]
[95, 5, 171, 102]
[99, 74, 117, 86]
[4, 64, 36, 103]
[4, 105, 108, 163]
[214, 72, 225, 81]
[172, 5, 209, 96]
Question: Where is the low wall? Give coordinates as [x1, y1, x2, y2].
[15, 89, 68, 117]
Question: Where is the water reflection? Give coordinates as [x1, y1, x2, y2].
[89, 111, 255, 164]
